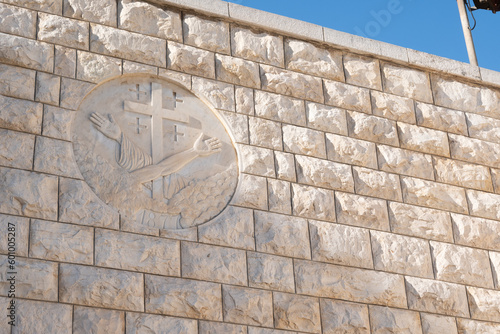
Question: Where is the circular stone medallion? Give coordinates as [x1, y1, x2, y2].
[72, 75, 238, 230]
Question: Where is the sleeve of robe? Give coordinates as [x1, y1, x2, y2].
[117, 133, 153, 172]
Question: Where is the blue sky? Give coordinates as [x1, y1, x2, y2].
[226, 0, 500, 72]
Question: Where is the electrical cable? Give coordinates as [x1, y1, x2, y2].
[465, 0, 477, 30]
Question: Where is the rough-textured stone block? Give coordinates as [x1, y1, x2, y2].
[382, 63, 432, 102]
[255, 210, 310, 259]
[273, 292, 321, 333]
[0, 167, 57, 219]
[320, 299, 370, 334]
[91, 24, 166, 67]
[0, 129, 34, 169]
[55, 45, 76, 77]
[296, 155, 354, 192]
[145, 275, 222, 321]
[260, 64, 324, 103]
[0, 214, 29, 257]
[126, 312, 197, 334]
[0, 3, 36, 38]
[199, 321, 247, 334]
[378, 145, 434, 180]
[64, 0, 116, 26]
[76, 51, 122, 83]
[326, 133, 377, 169]
[3, 0, 62, 14]
[34, 136, 81, 178]
[406, 276, 469, 317]
[249, 117, 282, 150]
[353, 167, 402, 201]
[168, 42, 215, 78]
[324, 80, 371, 113]
[431, 241, 494, 288]
[35, 72, 60, 105]
[30, 220, 93, 264]
[292, 183, 336, 222]
[239, 144, 275, 177]
[184, 14, 230, 53]
[182, 241, 247, 285]
[248, 328, 291, 334]
[335, 191, 390, 231]
[255, 90, 305, 125]
[14, 299, 72, 334]
[347, 111, 399, 146]
[490, 251, 500, 289]
[398, 122, 450, 156]
[73, 306, 124, 334]
[434, 157, 492, 192]
[467, 112, 500, 144]
[295, 260, 407, 308]
[369, 306, 422, 334]
[450, 133, 500, 168]
[231, 173, 268, 210]
[38, 12, 89, 49]
[457, 318, 500, 334]
[283, 125, 326, 158]
[268, 179, 291, 214]
[158, 68, 191, 87]
[371, 90, 416, 123]
[223, 285, 273, 327]
[421, 314, 458, 334]
[467, 189, 500, 221]
[247, 252, 295, 293]
[306, 102, 347, 135]
[285, 39, 343, 81]
[216, 54, 260, 88]
[60, 77, 95, 110]
[232, 27, 284, 67]
[467, 286, 500, 322]
[388, 202, 453, 242]
[401, 177, 468, 214]
[42, 105, 74, 141]
[275, 151, 295, 182]
[221, 111, 248, 144]
[310, 220, 373, 269]
[60, 264, 144, 311]
[0, 63, 35, 100]
[123, 60, 157, 75]
[0, 33, 54, 72]
[159, 227, 197, 242]
[416, 102, 467, 135]
[236, 86, 254, 115]
[192, 76, 234, 111]
[0, 94, 43, 134]
[344, 54, 382, 90]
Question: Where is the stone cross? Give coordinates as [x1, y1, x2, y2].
[129, 117, 148, 134]
[166, 124, 185, 142]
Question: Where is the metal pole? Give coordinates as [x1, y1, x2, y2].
[457, 0, 479, 66]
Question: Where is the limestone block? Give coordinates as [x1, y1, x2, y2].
[55, 46, 76, 77]
[431, 241, 494, 288]
[0, 297, 8, 334]
[59, 178, 119, 229]
[168, 42, 215, 78]
[416, 102, 467, 135]
[371, 90, 416, 123]
[296, 155, 354, 192]
[467, 286, 500, 322]
[268, 179, 291, 214]
[275, 151, 296, 182]
[231, 173, 268, 210]
[91, 24, 166, 67]
[401, 177, 468, 214]
[255, 90, 305, 125]
[30, 220, 93, 264]
[467, 112, 500, 143]
[388, 202, 453, 242]
[421, 314, 458, 334]
[306, 102, 348, 135]
[434, 157, 493, 192]
[158, 68, 191, 88]
[159, 227, 197, 242]
[247, 252, 295, 293]
[285, 39, 343, 81]
[0, 3, 36, 38]
[34, 136, 80, 178]
[126, 312, 197, 334]
[0, 63, 35, 100]
[0, 167, 57, 219]
[405, 276, 469, 317]
[3, 0, 62, 14]
[325, 133, 377, 169]
[398, 122, 450, 156]
[223, 285, 273, 327]
[239, 144, 275, 177]
[0, 129, 34, 169]
[199, 321, 247, 334]
[0, 33, 54, 72]
[220, 111, 248, 144]
[450, 133, 500, 168]
[490, 251, 500, 288]
[353, 167, 402, 201]
[255, 210, 310, 259]
[335, 191, 390, 231]
[261, 64, 324, 103]
[382, 63, 432, 102]
[292, 183, 336, 222]
[0, 94, 43, 134]
[95, 229, 180, 275]
[236, 87, 254, 115]
[38, 12, 89, 49]
[42, 105, 74, 141]
[273, 292, 321, 333]
[378, 145, 434, 180]
[119, 0, 181, 41]
[60, 264, 144, 311]
[324, 80, 371, 113]
[35, 72, 60, 105]
[76, 51, 122, 83]
[64, 0, 115, 26]
[320, 299, 370, 334]
[198, 206, 255, 250]
[0, 256, 57, 301]
[310, 220, 373, 269]
[369, 306, 422, 334]
[347, 111, 399, 146]
[231, 27, 284, 67]
[457, 318, 500, 334]
[192, 77, 234, 111]
[344, 54, 382, 90]
[372, 231, 433, 278]
[248, 328, 292, 334]
[73, 306, 124, 334]
[295, 260, 407, 308]
[184, 14, 230, 54]
[467, 189, 500, 220]
[145, 275, 222, 321]
[283, 125, 326, 158]
[14, 299, 72, 334]
[123, 60, 157, 75]
[216, 54, 260, 88]
[0, 214, 29, 257]
[181, 241, 247, 285]
[249, 117, 282, 150]
[60, 77, 95, 110]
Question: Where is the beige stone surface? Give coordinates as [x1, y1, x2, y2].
[371, 90, 416, 123]
[64, 0, 116, 26]
[306, 102, 348, 135]
[353, 167, 402, 201]
[452, 213, 500, 251]
[324, 80, 371, 113]
[159, 68, 192, 87]
[336, 191, 390, 231]
[296, 155, 354, 192]
[3, 0, 62, 14]
[347, 111, 399, 146]
[248, 328, 292, 334]
[231, 27, 284, 67]
[159, 227, 197, 242]
[76, 51, 122, 83]
[73, 306, 124, 334]
[0, 94, 43, 134]
[434, 157, 493, 191]
[55, 45, 76, 77]
[268, 179, 292, 214]
[145, 275, 222, 321]
[416, 102, 468, 135]
[239, 144, 275, 177]
[467, 112, 500, 144]
[60, 77, 95, 110]
[467, 286, 500, 322]
[255, 90, 305, 125]
[273, 292, 321, 333]
[0, 3, 36, 38]
[42, 105, 74, 141]
[247, 252, 295, 293]
[38, 12, 89, 49]
[275, 151, 296, 182]
[192, 76, 234, 110]
[344, 54, 382, 90]
[0, 129, 35, 170]
[283, 125, 326, 158]
[450, 133, 500, 168]
[398, 122, 450, 156]
[382, 62, 432, 102]
[14, 299, 72, 334]
[378, 144, 434, 180]
[199, 321, 247, 334]
[168, 42, 215, 79]
[457, 318, 500, 334]
[236, 86, 254, 115]
[34, 136, 81, 178]
[320, 299, 370, 334]
[0, 214, 29, 257]
[0, 63, 35, 100]
[369, 306, 423, 334]
[223, 285, 273, 327]
[216, 54, 260, 88]
[220, 110, 248, 144]
[326, 133, 377, 169]
[126, 312, 197, 334]
[292, 183, 336, 222]
[490, 251, 500, 289]
[231, 173, 268, 210]
[0, 33, 54, 72]
[249, 117, 282, 150]
[421, 314, 458, 334]
[467, 189, 500, 220]
[35, 72, 60, 105]
[123, 60, 157, 75]
[183, 14, 230, 53]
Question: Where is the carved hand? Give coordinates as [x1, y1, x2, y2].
[193, 133, 222, 157]
[90, 112, 122, 142]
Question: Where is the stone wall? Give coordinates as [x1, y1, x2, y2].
[1, 0, 500, 333]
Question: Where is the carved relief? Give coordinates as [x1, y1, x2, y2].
[72, 75, 238, 230]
